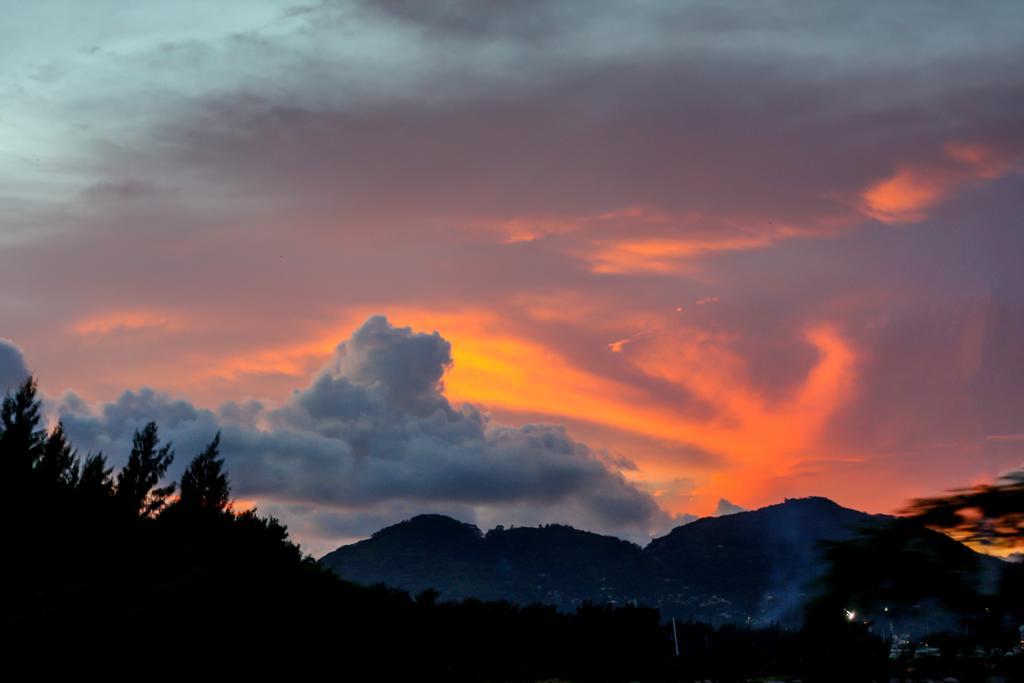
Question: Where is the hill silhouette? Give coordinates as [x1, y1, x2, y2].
[322, 497, 998, 626]
[323, 514, 652, 608]
[646, 497, 891, 623]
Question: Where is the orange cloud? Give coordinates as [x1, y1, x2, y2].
[860, 141, 1020, 224]
[944, 141, 1017, 178]
[471, 205, 674, 243]
[619, 324, 857, 511]
[576, 222, 817, 275]
[474, 215, 588, 244]
[608, 329, 654, 353]
[72, 309, 187, 336]
[583, 235, 775, 274]
[860, 168, 950, 223]
[608, 338, 631, 353]
[473, 206, 849, 275]
[509, 290, 618, 325]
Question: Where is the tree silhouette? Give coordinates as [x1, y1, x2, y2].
[0, 376, 45, 485]
[904, 469, 1024, 551]
[78, 451, 114, 498]
[115, 421, 176, 517]
[177, 431, 230, 513]
[37, 420, 79, 488]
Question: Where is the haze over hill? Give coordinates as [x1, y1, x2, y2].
[321, 497, 997, 626]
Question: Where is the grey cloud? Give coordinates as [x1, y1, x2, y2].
[217, 398, 264, 426]
[59, 387, 221, 467]
[321, 315, 453, 416]
[714, 498, 746, 516]
[0, 339, 30, 392]
[57, 316, 672, 548]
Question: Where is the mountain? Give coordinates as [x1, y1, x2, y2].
[321, 514, 652, 607]
[645, 496, 891, 623]
[320, 497, 988, 625]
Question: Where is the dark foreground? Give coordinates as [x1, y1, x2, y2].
[4, 377, 1023, 680]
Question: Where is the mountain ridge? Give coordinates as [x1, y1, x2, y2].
[320, 497, 990, 625]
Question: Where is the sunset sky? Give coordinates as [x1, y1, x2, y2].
[2, 1, 1023, 555]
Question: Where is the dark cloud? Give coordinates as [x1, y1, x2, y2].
[58, 316, 672, 549]
[59, 387, 221, 463]
[320, 315, 454, 416]
[0, 339, 30, 392]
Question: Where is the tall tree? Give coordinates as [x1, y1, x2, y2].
[115, 422, 175, 517]
[37, 421, 79, 488]
[78, 452, 114, 498]
[0, 376, 46, 484]
[178, 432, 230, 513]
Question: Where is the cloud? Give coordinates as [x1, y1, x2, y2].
[714, 498, 746, 516]
[986, 434, 1024, 443]
[71, 309, 187, 336]
[0, 339, 30, 393]
[607, 329, 654, 354]
[319, 315, 454, 416]
[3, 0, 1024, 528]
[859, 141, 1021, 224]
[57, 316, 673, 549]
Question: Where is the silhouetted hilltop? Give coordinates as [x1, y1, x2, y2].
[321, 497, 994, 625]
[323, 515, 651, 606]
[646, 497, 891, 622]
[483, 523, 650, 606]
[366, 513, 485, 555]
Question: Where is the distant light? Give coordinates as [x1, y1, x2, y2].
[884, 607, 889, 612]
[844, 609, 856, 621]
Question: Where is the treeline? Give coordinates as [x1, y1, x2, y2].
[3, 375, 1021, 681]
[3, 376, 673, 679]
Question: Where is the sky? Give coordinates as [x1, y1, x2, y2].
[2, 0, 1023, 556]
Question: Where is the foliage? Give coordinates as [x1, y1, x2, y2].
[905, 469, 1024, 551]
[176, 431, 230, 513]
[114, 421, 176, 517]
[37, 421, 79, 487]
[0, 376, 45, 484]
